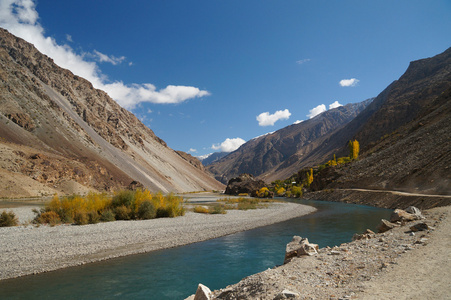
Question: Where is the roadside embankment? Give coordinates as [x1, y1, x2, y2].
[0, 202, 316, 280]
[302, 188, 451, 209]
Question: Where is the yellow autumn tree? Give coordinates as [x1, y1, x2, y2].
[348, 139, 360, 159]
[307, 168, 314, 186]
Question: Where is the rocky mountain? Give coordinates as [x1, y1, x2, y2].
[208, 100, 372, 184]
[0, 28, 224, 198]
[311, 47, 451, 195]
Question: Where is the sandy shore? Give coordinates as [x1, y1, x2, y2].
[0, 202, 316, 280]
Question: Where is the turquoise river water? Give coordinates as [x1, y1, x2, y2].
[0, 198, 391, 299]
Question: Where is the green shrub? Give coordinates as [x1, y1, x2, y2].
[87, 210, 100, 224]
[156, 207, 171, 218]
[290, 186, 303, 198]
[210, 204, 226, 214]
[112, 190, 135, 208]
[114, 205, 131, 220]
[237, 201, 257, 210]
[0, 210, 18, 227]
[137, 201, 156, 220]
[58, 209, 74, 224]
[74, 211, 89, 225]
[100, 209, 115, 222]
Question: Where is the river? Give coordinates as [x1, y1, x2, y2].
[0, 198, 391, 299]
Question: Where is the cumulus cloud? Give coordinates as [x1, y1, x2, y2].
[256, 109, 291, 126]
[307, 101, 345, 119]
[307, 104, 326, 119]
[339, 78, 359, 87]
[0, 0, 210, 109]
[329, 101, 342, 109]
[188, 148, 197, 153]
[293, 120, 304, 124]
[212, 138, 246, 153]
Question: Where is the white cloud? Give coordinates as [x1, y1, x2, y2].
[92, 50, 126, 65]
[0, 0, 210, 109]
[307, 101, 344, 119]
[66, 34, 73, 42]
[307, 104, 326, 119]
[339, 78, 359, 87]
[212, 138, 246, 152]
[256, 109, 291, 126]
[293, 120, 304, 124]
[188, 148, 197, 153]
[197, 153, 213, 161]
[329, 101, 342, 109]
[296, 58, 311, 65]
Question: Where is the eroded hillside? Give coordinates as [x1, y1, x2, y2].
[0, 28, 224, 197]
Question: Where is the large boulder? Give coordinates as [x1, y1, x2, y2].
[405, 206, 424, 219]
[390, 206, 424, 224]
[194, 284, 211, 300]
[390, 209, 417, 223]
[224, 174, 267, 196]
[377, 219, 400, 233]
[284, 236, 319, 264]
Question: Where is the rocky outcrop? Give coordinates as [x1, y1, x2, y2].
[284, 236, 319, 264]
[224, 174, 266, 196]
[176, 151, 205, 172]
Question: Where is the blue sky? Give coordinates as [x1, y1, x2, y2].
[1, 0, 450, 156]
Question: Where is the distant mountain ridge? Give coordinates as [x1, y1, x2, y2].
[208, 99, 372, 184]
[0, 28, 224, 197]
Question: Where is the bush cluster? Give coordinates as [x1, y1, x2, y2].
[33, 189, 185, 226]
[193, 204, 227, 214]
[219, 197, 272, 210]
[0, 210, 18, 227]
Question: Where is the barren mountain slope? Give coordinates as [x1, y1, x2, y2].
[0, 28, 224, 197]
[301, 47, 451, 171]
[208, 100, 371, 184]
[313, 85, 451, 195]
[307, 48, 451, 195]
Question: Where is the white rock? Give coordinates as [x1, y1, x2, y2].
[194, 283, 211, 300]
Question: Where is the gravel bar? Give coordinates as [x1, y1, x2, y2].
[0, 202, 316, 280]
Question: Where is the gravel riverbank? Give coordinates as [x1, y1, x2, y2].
[207, 205, 451, 299]
[0, 202, 316, 280]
